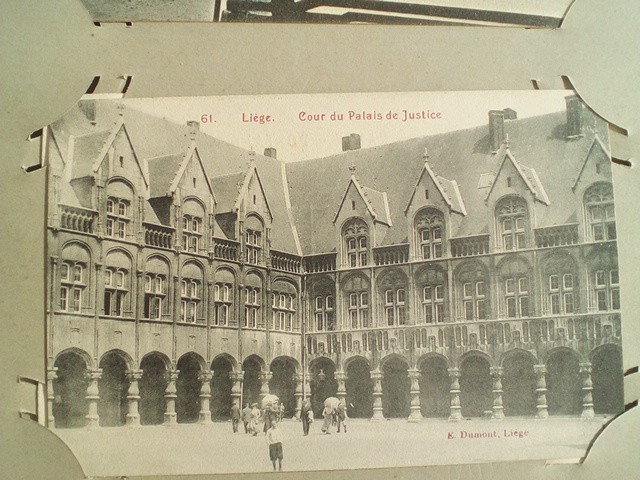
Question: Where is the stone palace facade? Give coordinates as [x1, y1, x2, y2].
[46, 97, 623, 428]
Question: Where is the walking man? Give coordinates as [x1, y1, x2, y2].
[230, 402, 241, 433]
[336, 401, 347, 433]
[266, 423, 284, 471]
[301, 399, 313, 436]
[321, 405, 334, 434]
[242, 403, 252, 433]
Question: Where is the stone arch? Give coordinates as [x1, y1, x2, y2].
[53, 349, 91, 428]
[210, 354, 235, 420]
[453, 260, 490, 321]
[60, 239, 93, 260]
[242, 355, 266, 408]
[413, 206, 446, 258]
[176, 352, 206, 423]
[183, 196, 207, 216]
[459, 352, 493, 418]
[546, 347, 582, 415]
[418, 353, 450, 418]
[139, 352, 169, 425]
[145, 252, 173, 269]
[106, 177, 136, 197]
[381, 354, 410, 418]
[246, 212, 266, 229]
[590, 344, 624, 415]
[309, 356, 338, 416]
[269, 356, 300, 417]
[501, 348, 537, 416]
[98, 350, 130, 426]
[344, 355, 372, 418]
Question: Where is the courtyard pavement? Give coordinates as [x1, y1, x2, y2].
[54, 416, 609, 477]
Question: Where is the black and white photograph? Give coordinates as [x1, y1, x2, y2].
[79, 0, 572, 26]
[44, 91, 623, 477]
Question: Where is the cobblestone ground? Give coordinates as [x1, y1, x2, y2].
[55, 416, 609, 477]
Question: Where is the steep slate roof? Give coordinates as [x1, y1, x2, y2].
[71, 130, 112, 179]
[286, 111, 607, 255]
[148, 153, 184, 198]
[210, 172, 246, 213]
[50, 101, 301, 254]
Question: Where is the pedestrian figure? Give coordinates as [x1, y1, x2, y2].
[321, 405, 334, 434]
[263, 401, 279, 433]
[279, 402, 285, 422]
[250, 403, 261, 436]
[301, 399, 313, 436]
[336, 401, 347, 433]
[230, 402, 241, 433]
[242, 403, 252, 433]
[266, 423, 284, 471]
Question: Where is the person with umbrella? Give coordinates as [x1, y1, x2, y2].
[249, 403, 261, 436]
[322, 397, 340, 434]
[262, 394, 280, 434]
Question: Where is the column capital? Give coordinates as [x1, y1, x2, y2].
[335, 371, 347, 382]
[165, 370, 180, 382]
[579, 362, 592, 374]
[489, 366, 504, 377]
[533, 364, 547, 375]
[85, 369, 103, 381]
[229, 371, 244, 382]
[408, 368, 421, 380]
[370, 370, 383, 381]
[126, 369, 144, 382]
[47, 367, 58, 381]
[198, 370, 214, 383]
[259, 371, 273, 382]
[447, 367, 460, 378]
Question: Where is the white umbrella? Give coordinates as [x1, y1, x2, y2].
[261, 394, 279, 409]
[324, 396, 340, 409]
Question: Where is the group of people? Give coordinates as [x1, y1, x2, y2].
[228, 398, 349, 471]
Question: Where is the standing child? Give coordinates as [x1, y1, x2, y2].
[266, 423, 284, 471]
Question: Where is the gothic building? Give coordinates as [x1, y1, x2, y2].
[46, 97, 623, 428]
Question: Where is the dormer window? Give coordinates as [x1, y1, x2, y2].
[106, 197, 129, 239]
[246, 229, 262, 264]
[343, 218, 369, 267]
[182, 215, 202, 253]
[496, 196, 528, 250]
[585, 183, 615, 241]
[415, 208, 445, 260]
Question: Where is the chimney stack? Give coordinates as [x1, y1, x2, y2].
[186, 120, 199, 140]
[263, 147, 277, 159]
[342, 133, 361, 152]
[489, 110, 505, 153]
[565, 95, 584, 138]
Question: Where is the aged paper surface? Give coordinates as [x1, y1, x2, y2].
[44, 91, 623, 477]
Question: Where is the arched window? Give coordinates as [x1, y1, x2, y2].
[499, 258, 531, 318]
[456, 263, 488, 321]
[415, 208, 445, 259]
[181, 263, 203, 324]
[544, 255, 578, 315]
[584, 183, 616, 241]
[417, 267, 447, 324]
[244, 272, 262, 329]
[271, 281, 297, 332]
[105, 180, 134, 240]
[378, 270, 408, 326]
[59, 244, 91, 313]
[104, 250, 131, 317]
[214, 268, 235, 326]
[343, 274, 370, 329]
[495, 196, 528, 250]
[245, 215, 264, 265]
[343, 218, 369, 267]
[144, 256, 170, 321]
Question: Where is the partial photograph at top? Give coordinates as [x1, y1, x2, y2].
[81, 0, 574, 26]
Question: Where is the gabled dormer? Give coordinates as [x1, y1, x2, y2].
[405, 151, 466, 260]
[485, 144, 550, 251]
[572, 135, 615, 242]
[333, 173, 390, 268]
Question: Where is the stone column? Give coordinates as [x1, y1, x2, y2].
[490, 366, 505, 420]
[448, 368, 462, 422]
[534, 364, 548, 419]
[85, 369, 102, 428]
[294, 373, 304, 419]
[303, 370, 311, 402]
[371, 370, 384, 421]
[47, 368, 57, 427]
[230, 371, 243, 407]
[125, 370, 143, 426]
[335, 371, 347, 406]
[198, 370, 214, 424]
[579, 362, 595, 420]
[164, 370, 179, 425]
[407, 368, 422, 422]
[259, 371, 273, 402]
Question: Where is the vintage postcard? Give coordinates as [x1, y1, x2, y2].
[44, 91, 623, 477]
[80, 0, 572, 26]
